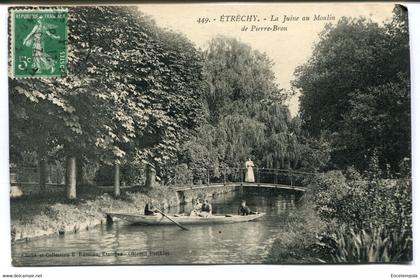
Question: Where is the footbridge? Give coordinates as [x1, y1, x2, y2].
[174, 182, 306, 193]
[170, 167, 313, 193]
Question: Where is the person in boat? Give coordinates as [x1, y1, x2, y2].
[144, 201, 158, 216]
[199, 200, 212, 217]
[190, 198, 203, 216]
[238, 200, 256, 216]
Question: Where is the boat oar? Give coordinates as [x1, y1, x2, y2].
[154, 207, 189, 231]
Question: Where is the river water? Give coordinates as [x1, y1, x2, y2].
[12, 188, 301, 266]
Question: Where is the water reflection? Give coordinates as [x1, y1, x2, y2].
[12, 189, 300, 265]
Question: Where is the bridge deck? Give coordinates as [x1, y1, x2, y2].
[174, 182, 306, 192]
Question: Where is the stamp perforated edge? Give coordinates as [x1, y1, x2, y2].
[9, 7, 69, 79]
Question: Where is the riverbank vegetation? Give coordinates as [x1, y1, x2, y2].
[177, 37, 329, 182]
[266, 168, 412, 263]
[9, 5, 411, 263]
[11, 187, 179, 242]
[267, 5, 411, 263]
[10, 6, 205, 198]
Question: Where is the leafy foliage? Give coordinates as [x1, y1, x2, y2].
[177, 37, 329, 183]
[340, 74, 410, 172]
[317, 225, 412, 263]
[10, 6, 205, 188]
[295, 5, 410, 174]
[305, 168, 412, 262]
[94, 163, 146, 187]
[308, 170, 411, 230]
[265, 199, 328, 264]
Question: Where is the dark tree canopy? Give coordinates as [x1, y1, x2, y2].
[295, 5, 410, 174]
[10, 6, 205, 181]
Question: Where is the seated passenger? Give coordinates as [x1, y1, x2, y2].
[144, 201, 158, 216]
[238, 200, 256, 216]
[190, 199, 203, 216]
[199, 200, 212, 217]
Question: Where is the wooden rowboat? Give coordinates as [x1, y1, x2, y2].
[106, 212, 265, 225]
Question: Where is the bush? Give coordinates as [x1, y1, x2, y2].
[266, 199, 329, 263]
[94, 163, 146, 186]
[307, 169, 412, 263]
[316, 225, 412, 263]
[308, 170, 411, 231]
[173, 163, 193, 186]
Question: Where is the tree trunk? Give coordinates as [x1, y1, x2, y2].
[145, 164, 157, 188]
[38, 156, 48, 192]
[256, 167, 260, 183]
[114, 163, 120, 197]
[66, 156, 77, 200]
[274, 161, 279, 184]
[76, 159, 84, 186]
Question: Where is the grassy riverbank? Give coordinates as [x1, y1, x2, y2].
[265, 196, 328, 263]
[10, 186, 179, 242]
[10, 184, 238, 242]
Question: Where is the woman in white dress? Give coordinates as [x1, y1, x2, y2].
[245, 158, 255, 183]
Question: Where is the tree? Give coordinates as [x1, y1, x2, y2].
[9, 6, 205, 198]
[202, 36, 281, 123]
[295, 5, 410, 174]
[340, 74, 410, 173]
[179, 37, 317, 182]
[295, 17, 390, 136]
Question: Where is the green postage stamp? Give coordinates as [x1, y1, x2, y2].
[10, 9, 68, 78]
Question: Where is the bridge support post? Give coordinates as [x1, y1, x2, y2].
[291, 174, 294, 187]
[256, 167, 260, 183]
[273, 170, 276, 185]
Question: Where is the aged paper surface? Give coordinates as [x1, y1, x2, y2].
[5, 2, 413, 269]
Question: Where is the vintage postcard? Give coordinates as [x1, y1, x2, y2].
[7, 3, 412, 266]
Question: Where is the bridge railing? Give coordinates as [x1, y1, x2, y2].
[167, 167, 314, 188]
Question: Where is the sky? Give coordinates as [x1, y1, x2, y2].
[138, 3, 396, 116]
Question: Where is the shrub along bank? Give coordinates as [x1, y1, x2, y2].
[266, 169, 412, 263]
